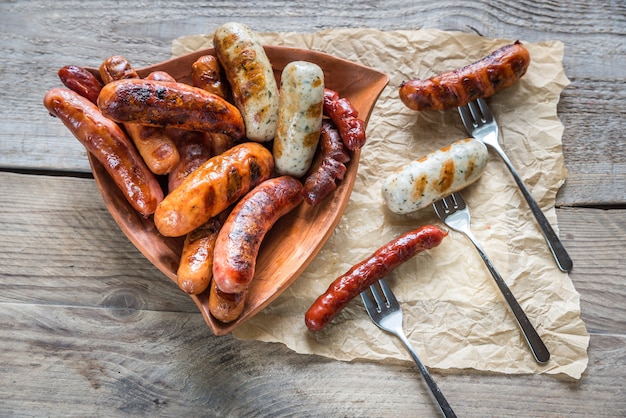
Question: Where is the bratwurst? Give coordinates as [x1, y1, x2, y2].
[382, 138, 488, 214]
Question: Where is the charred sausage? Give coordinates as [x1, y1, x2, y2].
[399, 41, 531, 111]
[302, 120, 350, 206]
[322, 88, 367, 152]
[99, 58, 181, 175]
[97, 78, 245, 140]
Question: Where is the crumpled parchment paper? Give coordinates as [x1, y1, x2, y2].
[173, 28, 589, 379]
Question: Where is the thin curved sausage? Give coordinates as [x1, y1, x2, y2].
[305, 225, 448, 331]
[43, 87, 163, 217]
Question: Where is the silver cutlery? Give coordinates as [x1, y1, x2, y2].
[433, 192, 550, 364]
[361, 279, 457, 418]
[458, 98, 573, 273]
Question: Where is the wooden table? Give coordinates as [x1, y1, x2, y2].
[2, 1, 624, 416]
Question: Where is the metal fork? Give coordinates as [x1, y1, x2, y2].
[433, 192, 550, 364]
[361, 279, 457, 418]
[458, 98, 573, 273]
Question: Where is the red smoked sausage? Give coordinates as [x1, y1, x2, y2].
[323, 88, 367, 152]
[302, 120, 350, 206]
[305, 225, 448, 331]
[57, 65, 103, 104]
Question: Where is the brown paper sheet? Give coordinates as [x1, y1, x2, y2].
[173, 28, 589, 379]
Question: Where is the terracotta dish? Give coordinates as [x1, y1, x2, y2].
[86, 46, 389, 335]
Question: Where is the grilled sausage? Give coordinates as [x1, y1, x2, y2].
[97, 78, 245, 140]
[99, 55, 139, 83]
[213, 22, 280, 142]
[273, 61, 324, 177]
[99, 59, 181, 175]
[165, 127, 213, 193]
[176, 216, 224, 295]
[191, 55, 229, 99]
[57, 65, 103, 104]
[399, 41, 531, 111]
[381, 138, 488, 214]
[208, 281, 246, 323]
[212, 176, 304, 294]
[43, 88, 163, 216]
[189, 58, 237, 159]
[302, 120, 350, 206]
[305, 225, 448, 331]
[154, 142, 274, 237]
[322, 88, 366, 152]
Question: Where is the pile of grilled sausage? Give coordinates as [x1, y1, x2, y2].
[44, 21, 531, 330]
[44, 22, 367, 324]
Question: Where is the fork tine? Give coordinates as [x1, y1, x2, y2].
[457, 104, 477, 132]
[466, 100, 483, 123]
[369, 281, 387, 310]
[476, 98, 493, 123]
[377, 278, 400, 307]
[360, 286, 377, 313]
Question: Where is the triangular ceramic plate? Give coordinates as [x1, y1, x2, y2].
[87, 45, 389, 335]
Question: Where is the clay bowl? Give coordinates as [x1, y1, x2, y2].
[87, 46, 389, 335]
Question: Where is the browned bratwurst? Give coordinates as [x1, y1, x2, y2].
[97, 79, 245, 140]
[305, 225, 448, 331]
[43, 88, 163, 217]
[399, 41, 531, 111]
[212, 176, 304, 295]
[154, 142, 274, 237]
[57, 65, 103, 104]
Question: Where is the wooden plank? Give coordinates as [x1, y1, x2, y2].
[0, 304, 624, 417]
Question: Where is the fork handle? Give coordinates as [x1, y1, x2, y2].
[468, 236, 551, 364]
[396, 332, 457, 418]
[490, 145, 573, 272]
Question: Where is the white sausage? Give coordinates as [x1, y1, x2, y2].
[273, 61, 324, 177]
[381, 138, 488, 214]
[213, 22, 280, 142]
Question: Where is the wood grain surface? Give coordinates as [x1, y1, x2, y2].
[1, 1, 624, 416]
